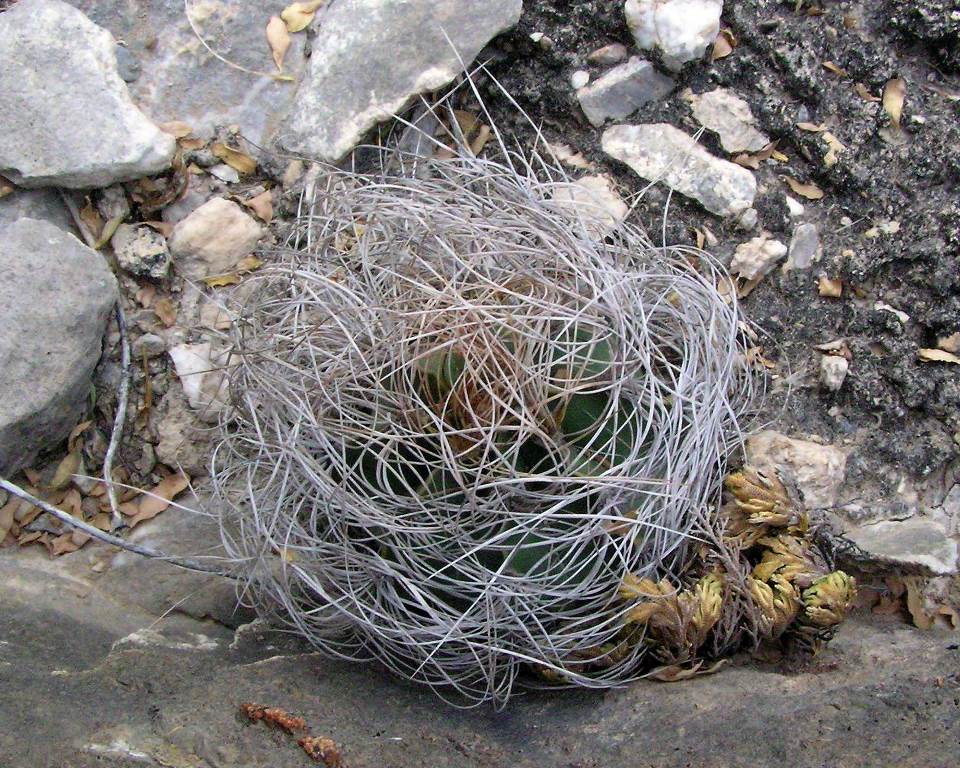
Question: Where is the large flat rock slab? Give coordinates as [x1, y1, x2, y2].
[279, 0, 523, 162]
[0, 0, 175, 188]
[0, 218, 117, 474]
[0, 503, 956, 767]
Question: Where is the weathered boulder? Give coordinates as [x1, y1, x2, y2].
[168, 198, 262, 281]
[0, 218, 118, 475]
[746, 430, 848, 510]
[279, 0, 522, 162]
[0, 0, 175, 188]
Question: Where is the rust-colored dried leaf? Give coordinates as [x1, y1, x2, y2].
[281, 0, 325, 33]
[732, 141, 778, 170]
[202, 273, 242, 288]
[854, 82, 881, 102]
[822, 61, 849, 78]
[783, 176, 825, 200]
[48, 450, 82, 492]
[120, 472, 191, 528]
[154, 297, 178, 327]
[882, 77, 906, 130]
[243, 190, 273, 222]
[266, 16, 291, 72]
[918, 348, 960, 365]
[211, 143, 257, 175]
[711, 28, 736, 61]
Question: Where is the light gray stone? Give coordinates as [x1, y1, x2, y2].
[746, 430, 848, 510]
[131, 333, 166, 360]
[576, 57, 675, 127]
[155, 387, 212, 476]
[551, 175, 629, 237]
[0, 187, 72, 232]
[685, 88, 770, 153]
[0, 218, 118, 475]
[819, 355, 849, 392]
[0, 0, 175, 188]
[602, 123, 757, 218]
[63, 0, 308, 146]
[625, 0, 723, 70]
[279, 0, 522, 162]
[845, 518, 958, 575]
[570, 70, 590, 89]
[730, 233, 787, 280]
[168, 198, 262, 280]
[111, 223, 170, 279]
[786, 222, 822, 270]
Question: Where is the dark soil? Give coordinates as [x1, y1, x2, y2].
[476, 0, 960, 512]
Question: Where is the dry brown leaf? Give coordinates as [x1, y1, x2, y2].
[281, 0, 325, 33]
[243, 190, 274, 222]
[48, 530, 91, 557]
[266, 16, 291, 72]
[120, 472, 191, 528]
[79, 199, 104, 240]
[783, 176, 825, 200]
[48, 450, 82, 492]
[854, 82, 881, 102]
[158, 121, 194, 138]
[211, 143, 257, 175]
[0, 499, 16, 543]
[179, 137, 206, 151]
[821, 131, 845, 167]
[135, 284, 157, 308]
[882, 77, 906, 130]
[0, 177, 13, 199]
[937, 332, 960, 354]
[67, 420, 93, 452]
[202, 273, 242, 288]
[796, 122, 827, 133]
[236, 255, 264, 273]
[154, 297, 178, 328]
[904, 577, 935, 629]
[732, 141, 778, 170]
[818, 276, 843, 297]
[649, 661, 705, 682]
[470, 124, 492, 156]
[711, 28, 736, 61]
[918, 348, 960, 365]
[59, 487, 83, 517]
[822, 61, 849, 78]
[96, 215, 125, 249]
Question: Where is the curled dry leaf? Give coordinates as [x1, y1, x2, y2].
[918, 348, 960, 365]
[266, 16, 290, 72]
[298, 736, 344, 767]
[797, 122, 827, 133]
[153, 296, 178, 328]
[822, 61, 849, 78]
[158, 121, 194, 138]
[882, 77, 906, 130]
[48, 449, 82, 492]
[711, 28, 736, 61]
[0, 177, 13, 199]
[239, 703, 307, 733]
[118, 471, 191, 528]
[243, 190, 274, 222]
[281, 0, 325, 33]
[732, 141, 779, 170]
[818, 276, 843, 297]
[211, 143, 257, 175]
[202, 273, 241, 288]
[854, 82, 881, 102]
[783, 176, 825, 200]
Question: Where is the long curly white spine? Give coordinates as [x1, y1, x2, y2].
[209, 101, 760, 706]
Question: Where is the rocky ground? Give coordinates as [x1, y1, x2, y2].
[1, 0, 958, 765]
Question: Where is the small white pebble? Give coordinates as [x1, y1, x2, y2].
[570, 70, 590, 89]
[785, 195, 805, 219]
[820, 355, 849, 392]
[840, 215, 853, 227]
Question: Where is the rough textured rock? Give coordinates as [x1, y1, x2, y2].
[786, 222, 821, 270]
[111, 223, 170, 279]
[0, 0, 175, 188]
[730, 233, 788, 280]
[685, 88, 770, 153]
[576, 57, 675, 127]
[0, 218, 117, 475]
[279, 0, 523, 162]
[820, 355, 850, 392]
[155, 387, 212, 476]
[624, 0, 723, 70]
[63, 0, 309, 145]
[746, 430, 848, 510]
[551, 174, 629, 237]
[602, 123, 757, 218]
[0, 187, 72, 232]
[845, 518, 958, 575]
[168, 198, 262, 280]
[586, 42, 628, 65]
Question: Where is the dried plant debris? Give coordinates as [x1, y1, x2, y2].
[239, 703, 307, 734]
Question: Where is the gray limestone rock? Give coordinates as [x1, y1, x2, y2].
[786, 222, 822, 270]
[602, 123, 757, 218]
[625, 0, 723, 70]
[845, 518, 958, 575]
[279, 0, 522, 162]
[0, 187, 73, 232]
[685, 87, 770, 153]
[746, 430, 848, 510]
[576, 57, 675, 127]
[168, 197, 262, 281]
[0, 0, 175, 188]
[0, 218, 118, 475]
